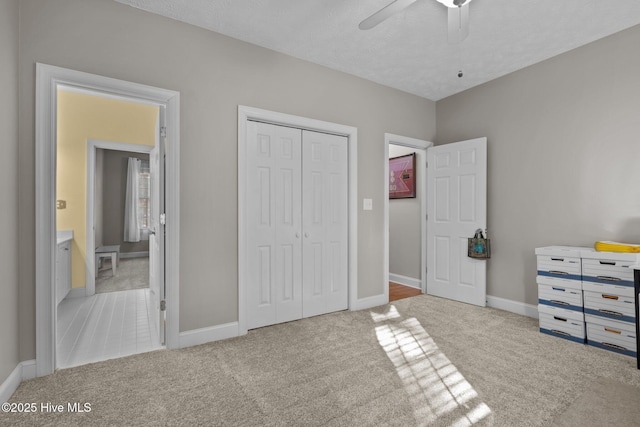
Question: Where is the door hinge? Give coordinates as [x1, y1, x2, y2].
[160, 213, 166, 225]
[160, 127, 167, 138]
[426, 161, 428, 168]
[160, 300, 166, 311]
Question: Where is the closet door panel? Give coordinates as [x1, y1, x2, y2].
[246, 121, 302, 329]
[302, 130, 348, 317]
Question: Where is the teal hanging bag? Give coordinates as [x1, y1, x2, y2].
[468, 229, 491, 259]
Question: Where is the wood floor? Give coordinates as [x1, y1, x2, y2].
[389, 282, 422, 302]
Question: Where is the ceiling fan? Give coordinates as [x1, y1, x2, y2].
[359, 0, 474, 43]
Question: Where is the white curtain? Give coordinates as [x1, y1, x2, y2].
[124, 157, 141, 242]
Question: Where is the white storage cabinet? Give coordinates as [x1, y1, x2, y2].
[581, 251, 637, 358]
[536, 246, 638, 358]
[535, 246, 587, 343]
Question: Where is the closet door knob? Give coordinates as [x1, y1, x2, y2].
[295, 232, 300, 238]
[304, 232, 309, 238]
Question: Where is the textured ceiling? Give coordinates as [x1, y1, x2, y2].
[114, 0, 640, 101]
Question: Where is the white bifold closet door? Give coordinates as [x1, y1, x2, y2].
[246, 121, 348, 330]
[301, 129, 348, 318]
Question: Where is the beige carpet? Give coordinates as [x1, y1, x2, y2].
[95, 257, 149, 294]
[3, 295, 640, 426]
[551, 377, 640, 427]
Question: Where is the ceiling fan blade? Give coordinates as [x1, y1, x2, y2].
[447, 3, 469, 43]
[359, 0, 419, 30]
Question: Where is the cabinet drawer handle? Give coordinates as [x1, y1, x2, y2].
[551, 329, 570, 336]
[550, 258, 564, 262]
[597, 275, 621, 282]
[602, 342, 626, 351]
[599, 261, 616, 266]
[604, 328, 621, 335]
[598, 309, 623, 317]
[553, 316, 567, 322]
[550, 300, 569, 306]
[549, 270, 569, 276]
[551, 287, 566, 292]
[601, 294, 619, 300]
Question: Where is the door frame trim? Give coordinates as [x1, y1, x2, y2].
[237, 105, 358, 335]
[35, 63, 181, 376]
[86, 139, 153, 297]
[384, 134, 433, 298]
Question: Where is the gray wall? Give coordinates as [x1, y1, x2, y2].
[101, 150, 150, 254]
[436, 24, 640, 306]
[0, 0, 19, 384]
[17, 0, 436, 359]
[389, 144, 423, 281]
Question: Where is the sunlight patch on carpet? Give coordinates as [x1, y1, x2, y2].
[370, 304, 402, 322]
[373, 307, 491, 426]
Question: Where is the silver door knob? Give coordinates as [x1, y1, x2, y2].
[304, 232, 309, 238]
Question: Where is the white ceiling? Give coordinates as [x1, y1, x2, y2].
[114, 0, 640, 101]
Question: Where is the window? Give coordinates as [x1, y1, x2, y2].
[138, 159, 150, 233]
[124, 156, 151, 243]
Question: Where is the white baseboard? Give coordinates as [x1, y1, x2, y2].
[389, 273, 422, 289]
[66, 287, 87, 299]
[350, 293, 388, 311]
[0, 360, 36, 404]
[178, 322, 239, 348]
[20, 360, 36, 381]
[0, 364, 21, 403]
[486, 295, 538, 319]
[120, 251, 149, 259]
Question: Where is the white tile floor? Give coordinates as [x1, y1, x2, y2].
[56, 289, 163, 369]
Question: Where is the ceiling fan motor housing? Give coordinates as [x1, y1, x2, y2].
[438, 0, 471, 8]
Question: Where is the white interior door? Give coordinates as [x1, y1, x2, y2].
[301, 130, 349, 317]
[149, 109, 166, 343]
[427, 137, 487, 306]
[246, 121, 303, 329]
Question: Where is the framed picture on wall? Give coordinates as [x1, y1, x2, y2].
[389, 153, 416, 199]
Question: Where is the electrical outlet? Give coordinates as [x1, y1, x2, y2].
[363, 198, 373, 211]
[56, 200, 67, 209]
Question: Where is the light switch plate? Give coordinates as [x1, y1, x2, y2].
[363, 198, 373, 211]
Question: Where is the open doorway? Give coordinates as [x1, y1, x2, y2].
[85, 140, 155, 296]
[93, 147, 151, 294]
[36, 64, 180, 377]
[55, 89, 162, 369]
[384, 134, 432, 302]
